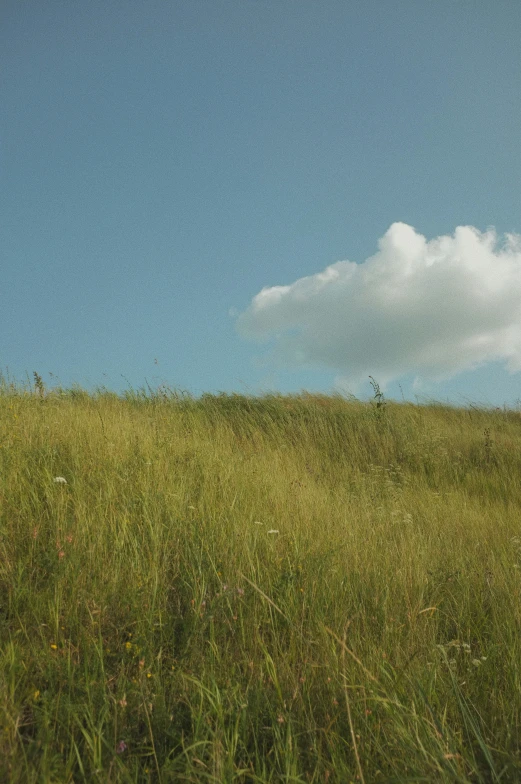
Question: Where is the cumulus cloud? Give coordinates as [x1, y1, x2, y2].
[235, 223, 521, 391]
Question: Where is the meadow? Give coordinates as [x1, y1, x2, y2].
[1, 375, 521, 782]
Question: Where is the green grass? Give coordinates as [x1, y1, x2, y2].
[1, 376, 521, 782]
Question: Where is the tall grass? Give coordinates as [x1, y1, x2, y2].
[1, 377, 521, 781]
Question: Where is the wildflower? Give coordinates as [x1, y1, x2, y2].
[253, 521, 263, 525]
[119, 696, 127, 708]
[125, 642, 132, 651]
[53, 476, 67, 484]
[58, 550, 65, 559]
[50, 644, 58, 650]
[267, 529, 279, 534]
[116, 740, 127, 754]
[33, 690, 40, 700]
[277, 715, 285, 724]
[147, 672, 152, 678]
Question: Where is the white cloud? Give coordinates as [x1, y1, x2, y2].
[235, 223, 521, 392]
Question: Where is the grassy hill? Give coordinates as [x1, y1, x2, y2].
[1, 379, 521, 782]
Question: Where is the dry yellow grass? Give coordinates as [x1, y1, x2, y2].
[0, 380, 520, 781]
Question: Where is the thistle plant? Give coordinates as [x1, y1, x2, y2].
[33, 370, 45, 398]
[368, 375, 386, 421]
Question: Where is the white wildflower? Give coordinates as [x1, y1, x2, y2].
[267, 529, 279, 534]
[53, 477, 67, 484]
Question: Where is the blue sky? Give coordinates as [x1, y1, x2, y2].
[2, 1, 521, 406]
